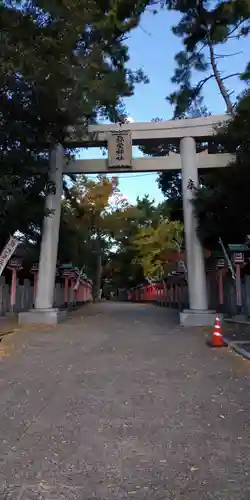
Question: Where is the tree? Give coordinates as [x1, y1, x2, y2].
[188, 42, 250, 248]
[193, 88, 250, 248]
[131, 218, 184, 279]
[0, 0, 150, 246]
[65, 175, 135, 300]
[140, 103, 211, 223]
[156, 1, 250, 249]
[103, 195, 184, 286]
[57, 202, 92, 271]
[163, 0, 250, 117]
[102, 196, 163, 289]
[102, 248, 145, 292]
[151, 1, 250, 247]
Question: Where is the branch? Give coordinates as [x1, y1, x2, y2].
[214, 51, 243, 59]
[195, 74, 215, 95]
[227, 34, 243, 40]
[227, 20, 247, 38]
[220, 73, 241, 82]
[196, 42, 206, 56]
[208, 40, 235, 115]
[139, 24, 152, 37]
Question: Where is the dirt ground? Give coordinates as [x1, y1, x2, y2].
[0, 302, 249, 499]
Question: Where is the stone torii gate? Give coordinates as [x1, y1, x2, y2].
[19, 114, 232, 326]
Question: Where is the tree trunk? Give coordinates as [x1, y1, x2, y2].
[208, 42, 235, 116]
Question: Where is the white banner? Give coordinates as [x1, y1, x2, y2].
[73, 274, 81, 292]
[218, 237, 235, 280]
[0, 236, 21, 276]
[73, 267, 85, 291]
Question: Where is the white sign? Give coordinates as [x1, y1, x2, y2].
[177, 260, 186, 272]
[216, 258, 225, 268]
[108, 130, 132, 168]
[0, 236, 21, 276]
[73, 267, 85, 291]
[234, 252, 244, 264]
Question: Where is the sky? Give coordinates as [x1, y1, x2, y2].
[81, 7, 249, 206]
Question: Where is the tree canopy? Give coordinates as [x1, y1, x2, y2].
[144, 0, 250, 253]
[131, 218, 184, 279]
[2, 0, 250, 291]
[60, 175, 139, 298]
[193, 89, 250, 248]
[163, 0, 250, 116]
[0, 0, 149, 245]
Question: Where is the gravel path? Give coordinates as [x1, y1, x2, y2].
[0, 301, 249, 499]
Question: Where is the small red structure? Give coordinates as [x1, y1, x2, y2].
[127, 274, 187, 311]
[7, 257, 22, 313]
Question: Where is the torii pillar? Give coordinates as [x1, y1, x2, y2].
[179, 137, 215, 326]
[19, 145, 67, 324]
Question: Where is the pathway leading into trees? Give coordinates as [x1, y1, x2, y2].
[0, 301, 250, 499]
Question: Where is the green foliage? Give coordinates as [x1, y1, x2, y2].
[62, 175, 137, 297]
[102, 195, 157, 288]
[57, 202, 91, 270]
[102, 194, 184, 286]
[163, 0, 250, 116]
[0, 0, 149, 243]
[103, 249, 145, 290]
[140, 103, 210, 223]
[145, 2, 250, 249]
[131, 218, 184, 279]
[193, 90, 250, 247]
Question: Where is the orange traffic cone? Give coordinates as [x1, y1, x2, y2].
[206, 314, 226, 347]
